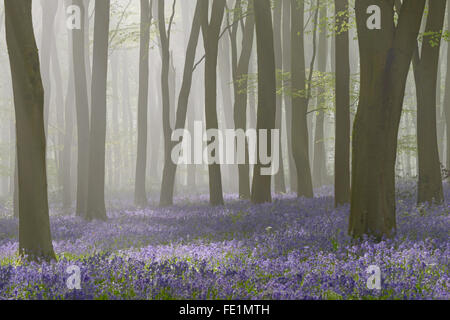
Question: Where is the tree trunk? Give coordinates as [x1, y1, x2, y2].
[334, 0, 350, 206]
[40, 0, 57, 135]
[135, 0, 152, 207]
[72, 0, 90, 217]
[251, 0, 277, 204]
[273, 0, 287, 194]
[86, 0, 110, 221]
[62, 23, 75, 210]
[159, 0, 203, 206]
[291, 0, 313, 198]
[5, 0, 56, 261]
[312, 1, 328, 188]
[201, 0, 226, 206]
[445, 2, 450, 176]
[349, 0, 425, 239]
[229, 0, 254, 199]
[413, 0, 445, 204]
[282, 0, 297, 193]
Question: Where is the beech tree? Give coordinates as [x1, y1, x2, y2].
[349, 0, 425, 239]
[413, 0, 445, 205]
[334, 0, 350, 206]
[71, 0, 90, 217]
[251, 0, 277, 204]
[312, 1, 328, 188]
[273, 0, 287, 194]
[159, 0, 203, 207]
[445, 3, 450, 177]
[86, 0, 110, 221]
[229, 0, 255, 199]
[134, 0, 152, 207]
[291, 0, 314, 198]
[201, 0, 226, 206]
[5, 0, 56, 261]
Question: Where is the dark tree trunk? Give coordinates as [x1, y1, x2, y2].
[5, 0, 56, 261]
[445, 3, 450, 176]
[229, 0, 255, 199]
[312, 1, 328, 188]
[86, 0, 110, 221]
[290, 0, 313, 198]
[349, 0, 425, 239]
[159, 0, 203, 207]
[72, 0, 90, 217]
[158, 0, 175, 206]
[201, 0, 226, 206]
[273, 0, 287, 194]
[135, 0, 152, 207]
[282, 0, 297, 193]
[413, 0, 445, 205]
[251, 0, 277, 204]
[334, 0, 350, 206]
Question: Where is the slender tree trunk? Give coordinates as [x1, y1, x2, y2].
[229, 0, 254, 199]
[349, 0, 425, 239]
[5, 0, 56, 261]
[159, 0, 203, 206]
[251, 0, 277, 204]
[201, 0, 226, 206]
[135, 0, 152, 207]
[291, 0, 313, 198]
[72, 0, 90, 217]
[413, 0, 445, 204]
[282, 0, 296, 193]
[86, 0, 110, 221]
[312, 1, 328, 188]
[445, 2, 450, 176]
[158, 0, 175, 205]
[334, 0, 350, 206]
[273, 0, 287, 194]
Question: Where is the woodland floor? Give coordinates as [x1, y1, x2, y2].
[0, 181, 448, 300]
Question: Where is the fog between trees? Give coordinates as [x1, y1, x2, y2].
[0, 0, 448, 259]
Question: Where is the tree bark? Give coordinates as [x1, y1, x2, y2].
[86, 0, 110, 221]
[273, 0, 287, 194]
[413, 0, 445, 205]
[334, 0, 350, 206]
[201, 0, 226, 206]
[159, 0, 203, 206]
[72, 0, 90, 217]
[282, 0, 297, 193]
[135, 0, 152, 207]
[251, 0, 277, 204]
[312, 1, 328, 188]
[291, 0, 314, 198]
[445, 2, 450, 176]
[5, 0, 56, 261]
[229, 0, 255, 199]
[349, 0, 425, 239]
